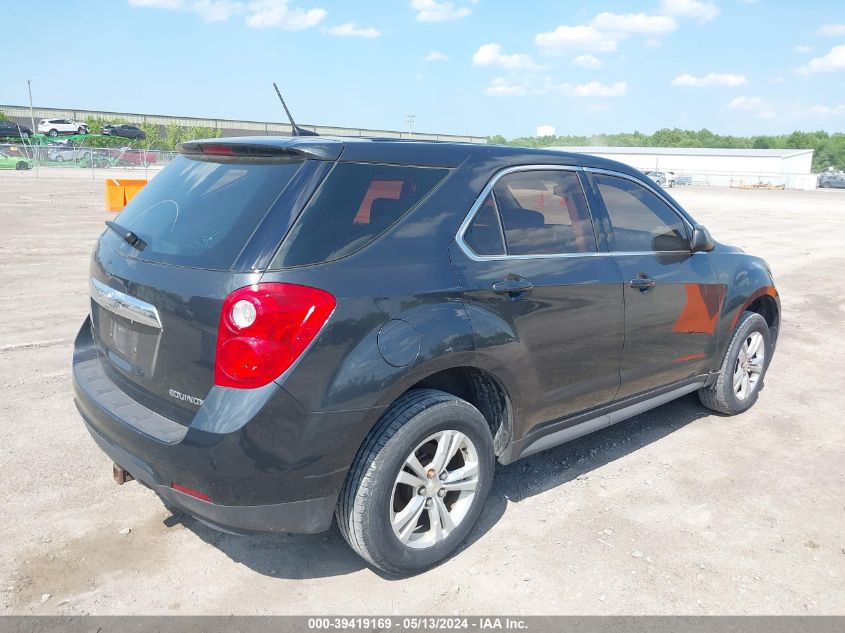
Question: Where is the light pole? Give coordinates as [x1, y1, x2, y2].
[26, 80, 36, 134]
[406, 114, 415, 138]
[27, 80, 38, 177]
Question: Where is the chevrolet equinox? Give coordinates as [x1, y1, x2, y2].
[73, 137, 780, 574]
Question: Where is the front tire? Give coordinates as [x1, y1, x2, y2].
[337, 389, 495, 575]
[48, 129, 58, 137]
[699, 311, 771, 415]
[16, 161, 28, 170]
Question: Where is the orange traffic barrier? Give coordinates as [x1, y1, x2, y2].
[105, 179, 148, 212]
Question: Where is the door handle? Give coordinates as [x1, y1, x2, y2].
[629, 274, 656, 291]
[492, 278, 534, 296]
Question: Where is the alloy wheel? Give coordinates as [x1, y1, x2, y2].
[390, 430, 480, 549]
[733, 331, 765, 400]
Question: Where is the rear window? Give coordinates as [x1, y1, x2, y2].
[272, 162, 449, 268]
[107, 155, 303, 269]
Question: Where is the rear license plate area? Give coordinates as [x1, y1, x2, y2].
[93, 304, 160, 376]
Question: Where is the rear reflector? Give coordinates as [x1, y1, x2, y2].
[214, 283, 336, 389]
[171, 482, 212, 503]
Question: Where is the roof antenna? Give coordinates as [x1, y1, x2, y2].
[273, 83, 319, 137]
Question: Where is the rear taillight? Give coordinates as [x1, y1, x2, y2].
[214, 283, 336, 389]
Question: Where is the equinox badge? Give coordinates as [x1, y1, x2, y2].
[168, 389, 204, 406]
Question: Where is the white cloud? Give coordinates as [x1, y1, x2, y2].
[800, 104, 845, 116]
[485, 77, 626, 99]
[660, 0, 720, 23]
[535, 25, 618, 54]
[473, 43, 540, 71]
[485, 77, 528, 97]
[535, 8, 713, 58]
[129, 0, 326, 29]
[671, 72, 747, 86]
[729, 96, 763, 110]
[325, 22, 380, 38]
[129, 0, 182, 8]
[590, 12, 677, 36]
[562, 81, 628, 97]
[424, 50, 449, 62]
[245, 0, 326, 29]
[730, 96, 775, 119]
[573, 54, 602, 69]
[410, 0, 471, 22]
[798, 44, 845, 74]
[819, 24, 845, 37]
[190, 0, 243, 22]
[537, 125, 556, 137]
[794, 44, 812, 53]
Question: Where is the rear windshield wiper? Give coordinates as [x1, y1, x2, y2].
[105, 220, 147, 251]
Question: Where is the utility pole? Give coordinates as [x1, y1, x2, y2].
[26, 80, 36, 133]
[27, 80, 38, 178]
[406, 114, 415, 138]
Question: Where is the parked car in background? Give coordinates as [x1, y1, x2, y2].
[99, 147, 156, 166]
[818, 173, 845, 189]
[47, 143, 92, 163]
[73, 136, 780, 575]
[0, 150, 33, 170]
[646, 170, 675, 188]
[102, 124, 146, 140]
[0, 120, 32, 139]
[38, 118, 89, 136]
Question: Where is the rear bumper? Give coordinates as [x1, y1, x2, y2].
[80, 412, 335, 534]
[72, 319, 376, 534]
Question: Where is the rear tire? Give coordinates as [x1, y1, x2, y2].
[16, 161, 28, 170]
[337, 389, 495, 575]
[699, 311, 770, 415]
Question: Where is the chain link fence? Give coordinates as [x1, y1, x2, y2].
[649, 169, 819, 190]
[1, 139, 177, 179]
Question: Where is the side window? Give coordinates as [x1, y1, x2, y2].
[273, 163, 449, 268]
[595, 175, 690, 252]
[493, 170, 597, 255]
[353, 180, 404, 224]
[463, 194, 506, 256]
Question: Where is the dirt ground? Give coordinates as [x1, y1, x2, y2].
[1, 168, 843, 615]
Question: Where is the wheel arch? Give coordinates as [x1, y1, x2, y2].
[743, 292, 780, 343]
[399, 365, 513, 457]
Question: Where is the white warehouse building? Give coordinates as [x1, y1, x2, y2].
[551, 146, 815, 189]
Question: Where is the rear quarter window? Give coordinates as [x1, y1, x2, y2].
[272, 162, 449, 268]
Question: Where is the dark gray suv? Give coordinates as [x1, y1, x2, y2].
[73, 137, 780, 574]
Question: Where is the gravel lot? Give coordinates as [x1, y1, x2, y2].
[1, 168, 844, 615]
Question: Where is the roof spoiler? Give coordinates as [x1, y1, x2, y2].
[177, 139, 342, 161]
[273, 83, 319, 137]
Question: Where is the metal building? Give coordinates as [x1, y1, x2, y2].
[551, 146, 815, 189]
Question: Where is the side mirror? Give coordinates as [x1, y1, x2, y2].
[690, 225, 715, 252]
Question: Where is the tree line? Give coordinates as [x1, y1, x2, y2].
[487, 128, 845, 173]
